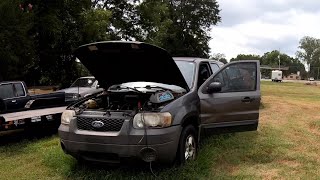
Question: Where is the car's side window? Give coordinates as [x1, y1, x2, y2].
[210, 63, 220, 74]
[212, 62, 257, 92]
[14, 83, 26, 97]
[0, 84, 15, 99]
[198, 63, 212, 88]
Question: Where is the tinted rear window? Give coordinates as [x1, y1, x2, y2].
[0, 84, 15, 99]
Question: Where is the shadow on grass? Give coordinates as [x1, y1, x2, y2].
[42, 125, 284, 179]
[0, 127, 58, 146]
[0, 127, 59, 160]
[260, 101, 267, 109]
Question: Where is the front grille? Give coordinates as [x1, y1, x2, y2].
[65, 93, 79, 101]
[65, 93, 75, 99]
[77, 116, 125, 132]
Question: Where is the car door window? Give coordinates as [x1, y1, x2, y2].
[210, 63, 220, 74]
[212, 62, 257, 92]
[14, 83, 26, 97]
[0, 84, 15, 99]
[198, 63, 211, 88]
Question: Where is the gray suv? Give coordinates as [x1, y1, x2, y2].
[59, 41, 260, 164]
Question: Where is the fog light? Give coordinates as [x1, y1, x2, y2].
[140, 147, 157, 162]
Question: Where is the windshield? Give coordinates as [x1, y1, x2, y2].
[70, 78, 96, 87]
[175, 61, 195, 88]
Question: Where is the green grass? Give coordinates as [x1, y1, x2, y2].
[1, 81, 320, 179]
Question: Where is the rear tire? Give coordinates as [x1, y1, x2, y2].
[176, 125, 198, 165]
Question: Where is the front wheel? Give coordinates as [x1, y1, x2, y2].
[176, 125, 198, 164]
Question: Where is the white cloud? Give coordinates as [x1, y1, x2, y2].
[209, 0, 320, 61]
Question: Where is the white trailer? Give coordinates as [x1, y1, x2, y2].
[272, 70, 282, 82]
[0, 106, 66, 131]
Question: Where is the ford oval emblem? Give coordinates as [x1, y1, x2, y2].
[91, 121, 104, 128]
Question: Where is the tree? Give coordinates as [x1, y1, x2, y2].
[296, 36, 320, 67]
[261, 50, 306, 78]
[0, 0, 222, 85]
[80, 8, 112, 43]
[0, 0, 35, 82]
[210, 53, 227, 63]
[218, 58, 228, 64]
[296, 36, 320, 78]
[99, 0, 141, 41]
[230, 54, 261, 62]
[138, 0, 221, 58]
[29, 0, 107, 87]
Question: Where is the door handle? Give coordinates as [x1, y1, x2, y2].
[11, 100, 17, 103]
[241, 97, 254, 103]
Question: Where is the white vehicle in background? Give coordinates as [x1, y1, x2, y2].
[272, 70, 282, 82]
[57, 76, 103, 103]
[309, 77, 315, 81]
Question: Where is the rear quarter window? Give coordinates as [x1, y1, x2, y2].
[14, 83, 26, 97]
[210, 63, 220, 74]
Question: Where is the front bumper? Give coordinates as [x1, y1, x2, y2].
[58, 118, 181, 163]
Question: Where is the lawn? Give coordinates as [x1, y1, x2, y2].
[1, 82, 320, 180]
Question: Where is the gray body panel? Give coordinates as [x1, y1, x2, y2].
[59, 42, 261, 164]
[59, 122, 181, 163]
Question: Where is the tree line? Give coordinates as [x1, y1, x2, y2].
[0, 0, 221, 87]
[211, 36, 320, 79]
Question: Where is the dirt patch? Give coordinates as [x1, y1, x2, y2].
[211, 158, 240, 176]
[259, 96, 298, 126]
[305, 82, 317, 86]
[309, 121, 320, 131]
[258, 168, 280, 180]
[309, 120, 320, 137]
[279, 160, 300, 168]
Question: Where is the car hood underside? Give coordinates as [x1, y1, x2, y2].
[74, 41, 189, 90]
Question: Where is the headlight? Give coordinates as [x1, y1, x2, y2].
[133, 112, 172, 129]
[61, 110, 75, 125]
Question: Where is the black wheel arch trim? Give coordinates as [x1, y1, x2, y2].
[180, 111, 200, 128]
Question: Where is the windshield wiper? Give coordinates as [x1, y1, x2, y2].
[109, 85, 145, 93]
[143, 85, 172, 92]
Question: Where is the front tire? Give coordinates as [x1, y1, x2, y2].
[176, 125, 198, 164]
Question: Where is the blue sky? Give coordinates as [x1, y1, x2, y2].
[209, 0, 320, 60]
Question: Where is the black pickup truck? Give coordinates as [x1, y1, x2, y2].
[0, 81, 67, 131]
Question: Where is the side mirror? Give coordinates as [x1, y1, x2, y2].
[207, 82, 222, 93]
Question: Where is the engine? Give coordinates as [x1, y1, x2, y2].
[76, 90, 181, 114]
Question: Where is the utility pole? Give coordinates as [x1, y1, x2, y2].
[278, 49, 281, 70]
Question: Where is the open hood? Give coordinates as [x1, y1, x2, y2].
[74, 41, 189, 90]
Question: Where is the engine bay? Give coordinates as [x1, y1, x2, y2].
[73, 90, 184, 115]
